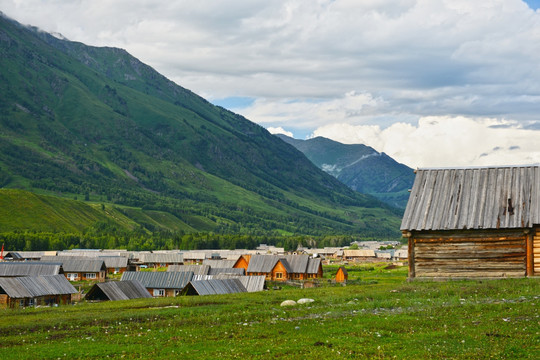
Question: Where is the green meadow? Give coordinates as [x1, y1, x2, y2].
[1, 265, 538, 359]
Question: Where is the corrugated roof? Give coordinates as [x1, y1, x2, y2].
[98, 256, 128, 268]
[202, 259, 237, 268]
[121, 271, 193, 289]
[16, 251, 57, 258]
[401, 166, 540, 231]
[306, 258, 322, 274]
[282, 255, 309, 273]
[168, 265, 210, 275]
[208, 267, 245, 276]
[236, 276, 265, 292]
[85, 280, 152, 301]
[0, 275, 76, 298]
[0, 262, 62, 276]
[138, 253, 183, 264]
[185, 279, 247, 296]
[246, 255, 280, 273]
[41, 257, 106, 272]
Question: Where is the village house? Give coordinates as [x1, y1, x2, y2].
[0, 274, 77, 308]
[121, 271, 193, 297]
[342, 249, 376, 262]
[41, 257, 107, 281]
[241, 254, 323, 282]
[401, 165, 540, 279]
[136, 253, 183, 269]
[0, 262, 63, 277]
[85, 280, 152, 301]
[180, 278, 247, 296]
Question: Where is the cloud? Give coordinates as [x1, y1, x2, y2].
[2, 1, 540, 167]
[267, 127, 293, 137]
[311, 116, 540, 168]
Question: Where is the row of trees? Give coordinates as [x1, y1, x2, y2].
[0, 230, 397, 252]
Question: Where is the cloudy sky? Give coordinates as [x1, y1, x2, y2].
[2, 0, 540, 168]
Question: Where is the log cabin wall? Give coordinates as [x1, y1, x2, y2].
[410, 229, 527, 278]
[534, 228, 540, 275]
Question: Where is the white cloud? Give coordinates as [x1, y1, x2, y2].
[311, 116, 540, 168]
[267, 127, 294, 137]
[2, 1, 540, 167]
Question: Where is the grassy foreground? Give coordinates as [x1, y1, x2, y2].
[1, 265, 539, 359]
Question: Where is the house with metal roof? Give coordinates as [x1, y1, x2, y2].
[0, 262, 63, 277]
[243, 254, 323, 282]
[180, 278, 247, 296]
[85, 280, 152, 301]
[41, 257, 107, 281]
[401, 165, 540, 279]
[167, 264, 210, 275]
[98, 256, 129, 275]
[136, 253, 183, 269]
[0, 274, 77, 308]
[121, 271, 193, 297]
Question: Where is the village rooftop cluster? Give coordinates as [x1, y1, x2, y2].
[0, 241, 404, 308]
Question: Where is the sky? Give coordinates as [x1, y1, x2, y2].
[1, 0, 540, 169]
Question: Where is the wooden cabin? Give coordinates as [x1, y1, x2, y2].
[401, 166, 540, 279]
[0, 275, 76, 308]
[243, 254, 323, 282]
[121, 271, 193, 297]
[342, 249, 376, 262]
[335, 266, 348, 283]
[41, 257, 107, 281]
[85, 280, 152, 301]
[233, 255, 251, 272]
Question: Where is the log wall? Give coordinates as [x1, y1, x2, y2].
[534, 229, 540, 275]
[411, 230, 527, 278]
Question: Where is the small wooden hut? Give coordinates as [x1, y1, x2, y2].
[335, 266, 348, 283]
[401, 165, 540, 279]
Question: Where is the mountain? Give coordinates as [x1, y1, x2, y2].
[276, 135, 414, 208]
[0, 14, 402, 243]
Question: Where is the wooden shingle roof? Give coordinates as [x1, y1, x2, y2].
[0, 275, 76, 298]
[182, 279, 247, 296]
[401, 166, 540, 231]
[121, 271, 193, 289]
[0, 262, 62, 277]
[85, 280, 152, 301]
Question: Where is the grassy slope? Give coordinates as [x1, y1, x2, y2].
[0, 15, 403, 238]
[0, 266, 538, 359]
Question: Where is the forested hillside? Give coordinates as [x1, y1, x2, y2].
[0, 14, 402, 250]
[277, 135, 414, 208]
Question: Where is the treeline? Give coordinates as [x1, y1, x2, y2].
[0, 230, 397, 252]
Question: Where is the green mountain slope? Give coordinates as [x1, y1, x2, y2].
[277, 135, 414, 208]
[0, 14, 402, 241]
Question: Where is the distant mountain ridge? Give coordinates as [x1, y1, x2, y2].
[276, 135, 414, 208]
[0, 14, 402, 240]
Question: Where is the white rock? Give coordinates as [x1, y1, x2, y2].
[297, 298, 315, 304]
[280, 300, 297, 307]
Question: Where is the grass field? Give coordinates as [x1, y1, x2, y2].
[1, 265, 538, 359]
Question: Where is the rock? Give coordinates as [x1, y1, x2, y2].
[280, 300, 297, 307]
[297, 298, 315, 304]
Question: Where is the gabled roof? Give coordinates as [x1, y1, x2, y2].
[0, 262, 62, 276]
[246, 255, 292, 273]
[182, 279, 247, 296]
[85, 280, 152, 301]
[0, 275, 76, 298]
[202, 259, 237, 268]
[401, 166, 540, 231]
[337, 266, 348, 276]
[168, 264, 210, 275]
[41, 257, 106, 272]
[281, 255, 309, 273]
[121, 271, 193, 289]
[138, 253, 183, 264]
[306, 258, 322, 274]
[98, 256, 128, 268]
[208, 267, 245, 276]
